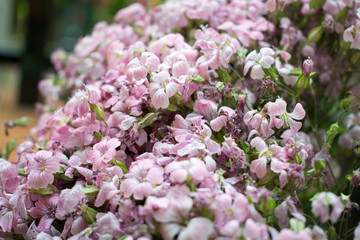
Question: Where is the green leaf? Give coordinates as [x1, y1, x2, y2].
[110, 159, 128, 174]
[139, 113, 158, 127]
[295, 153, 302, 164]
[186, 175, 197, 192]
[13, 116, 31, 127]
[18, 168, 27, 177]
[327, 226, 337, 240]
[5, 139, 17, 159]
[351, 52, 360, 65]
[215, 168, 226, 177]
[314, 159, 326, 171]
[191, 75, 206, 83]
[346, 173, 354, 181]
[309, 0, 326, 9]
[198, 206, 215, 221]
[263, 67, 278, 81]
[165, 104, 178, 112]
[118, 236, 129, 240]
[289, 68, 302, 76]
[82, 185, 100, 198]
[258, 196, 276, 217]
[217, 68, 232, 83]
[335, 7, 349, 24]
[34, 185, 55, 197]
[290, 218, 305, 232]
[342, 98, 350, 111]
[94, 132, 104, 140]
[236, 47, 248, 59]
[307, 26, 324, 43]
[216, 82, 225, 90]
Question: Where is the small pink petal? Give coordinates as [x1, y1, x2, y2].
[152, 89, 169, 110]
[289, 103, 305, 120]
[250, 65, 265, 79]
[210, 116, 227, 132]
[267, 99, 287, 116]
[250, 157, 267, 178]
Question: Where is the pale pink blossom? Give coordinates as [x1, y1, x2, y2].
[29, 194, 59, 231]
[274, 229, 312, 240]
[150, 71, 182, 110]
[93, 212, 121, 238]
[87, 137, 121, 171]
[120, 159, 164, 200]
[250, 137, 288, 178]
[165, 158, 209, 184]
[243, 218, 269, 240]
[267, 99, 306, 134]
[311, 192, 344, 223]
[25, 151, 60, 190]
[244, 109, 272, 137]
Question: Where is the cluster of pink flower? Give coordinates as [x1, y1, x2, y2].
[2, 0, 360, 239]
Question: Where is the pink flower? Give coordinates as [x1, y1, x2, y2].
[221, 137, 246, 170]
[94, 212, 121, 238]
[311, 192, 344, 223]
[55, 185, 87, 220]
[195, 28, 237, 76]
[126, 57, 148, 82]
[87, 137, 121, 171]
[250, 137, 288, 178]
[0, 197, 18, 232]
[267, 99, 306, 134]
[165, 158, 209, 184]
[176, 217, 214, 240]
[243, 218, 269, 240]
[29, 194, 59, 231]
[274, 197, 306, 228]
[146, 185, 214, 240]
[244, 48, 275, 80]
[25, 151, 60, 190]
[164, 52, 190, 78]
[0, 158, 19, 192]
[170, 114, 221, 154]
[212, 193, 250, 225]
[150, 71, 182, 110]
[120, 159, 164, 200]
[343, 24, 360, 50]
[244, 109, 272, 137]
[193, 99, 218, 120]
[65, 155, 93, 182]
[274, 229, 312, 240]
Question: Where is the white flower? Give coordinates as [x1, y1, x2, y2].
[244, 48, 275, 80]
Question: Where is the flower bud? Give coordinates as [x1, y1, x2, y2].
[81, 205, 98, 224]
[302, 58, 314, 78]
[90, 103, 107, 125]
[308, 26, 324, 43]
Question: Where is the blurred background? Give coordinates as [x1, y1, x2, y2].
[0, 0, 162, 155]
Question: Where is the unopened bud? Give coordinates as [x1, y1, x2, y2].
[308, 26, 324, 43]
[90, 103, 107, 125]
[302, 57, 314, 78]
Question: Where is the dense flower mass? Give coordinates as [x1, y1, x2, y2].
[1, 0, 360, 239]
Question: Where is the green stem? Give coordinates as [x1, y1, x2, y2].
[325, 158, 340, 189]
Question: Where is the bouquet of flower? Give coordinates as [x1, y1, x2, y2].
[1, 0, 360, 239]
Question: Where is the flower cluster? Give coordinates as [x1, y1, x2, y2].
[2, 0, 360, 239]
